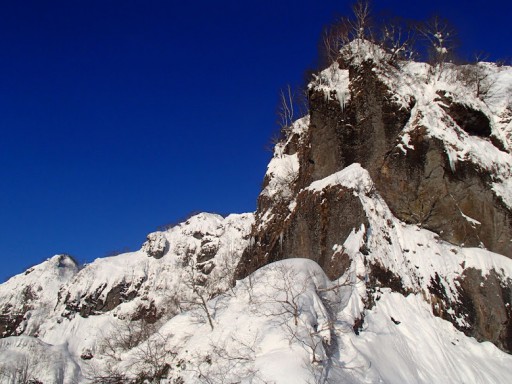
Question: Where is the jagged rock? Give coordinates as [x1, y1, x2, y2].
[197, 236, 220, 263]
[240, 185, 368, 280]
[377, 133, 512, 257]
[427, 269, 512, 353]
[63, 278, 145, 318]
[0, 255, 78, 337]
[142, 231, 169, 259]
[236, 53, 512, 354]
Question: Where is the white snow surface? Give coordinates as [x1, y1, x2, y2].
[71, 259, 512, 383]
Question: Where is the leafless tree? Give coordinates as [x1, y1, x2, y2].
[456, 53, 497, 99]
[379, 20, 417, 64]
[89, 318, 175, 383]
[349, 0, 372, 40]
[181, 258, 215, 331]
[320, 1, 372, 66]
[278, 85, 295, 130]
[321, 22, 350, 65]
[0, 356, 42, 384]
[417, 16, 455, 75]
[184, 333, 270, 384]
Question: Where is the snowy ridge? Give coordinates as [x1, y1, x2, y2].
[0, 255, 78, 337]
[0, 212, 254, 382]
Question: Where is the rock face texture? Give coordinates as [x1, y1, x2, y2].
[0, 255, 79, 338]
[236, 43, 512, 352]
[0, 213, 253, 343]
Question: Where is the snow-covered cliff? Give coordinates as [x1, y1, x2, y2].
[1, 38, 512, 384]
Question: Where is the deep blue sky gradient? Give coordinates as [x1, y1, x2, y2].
[1, 0, 510, 282]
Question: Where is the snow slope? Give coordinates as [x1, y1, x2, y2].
[1, 42, 512, 383]
[83, 258, 512, 383]
[0, 213, 254, 383]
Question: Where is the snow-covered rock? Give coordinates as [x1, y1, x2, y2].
[2, 36, 512, 384]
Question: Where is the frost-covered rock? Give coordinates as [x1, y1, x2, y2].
[142, 231, 169, 259]
[236, 44, 512, 354]
[0, 254, 78, 338]
[2, 38, 512, 384]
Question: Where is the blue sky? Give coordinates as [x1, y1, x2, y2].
[1, 0, 510, 282]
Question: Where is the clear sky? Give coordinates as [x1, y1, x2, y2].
[1, 0, 510, 282]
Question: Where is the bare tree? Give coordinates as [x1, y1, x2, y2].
[349, 0, 372, 40]
[89, 318, 175, 383]
[0, 355, 42, 384]
[181, 258, 215, 331]
[417, 16, 455, 75]
[379, 20, 417, 64]
[278, 85, 294, 129]
[321, 23, 349, 65]
[456, 53, 496, 99]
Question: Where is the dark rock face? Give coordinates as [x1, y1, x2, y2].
[197, 237, 220, 264]
[306, 63, 511, 258]
[236, 58, 512, 353]
[442, 100, 492, 137]
[428, 269, 512, 353]
[0, 309, 25, 338]
[63, 279, 145, 318]
[298, 62, 412, 190]
[238, 174, 369, 280]
[459, 269, 512, 352]
[378, 133, 512, 257]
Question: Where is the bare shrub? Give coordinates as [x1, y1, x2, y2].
[89, 318, 175, 383]
[0, 355, 43, 384]
[416, 16, 456, 77]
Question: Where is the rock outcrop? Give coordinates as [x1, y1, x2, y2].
[236, 42, 512, 352]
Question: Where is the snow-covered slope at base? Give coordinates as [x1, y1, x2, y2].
[2, 209, 512, 382]
[86, 259, 512, 384]
[0, 336, 82, 384]
[351, 291, 512, 384]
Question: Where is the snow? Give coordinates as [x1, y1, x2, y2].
[310, 63, 350, 110]
[108, 258, 512, 384]
[350, 291, 512, 384]
[0, 335, 83, 384]
[307, 163, 373, 194]
[2, 43, 512, 384]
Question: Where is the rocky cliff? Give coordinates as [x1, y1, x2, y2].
[1, 40, 512, 384]
[236, 40, 512, 352]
